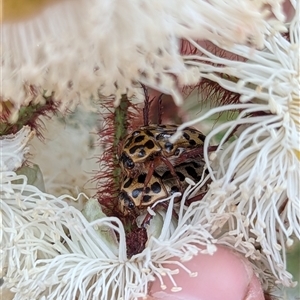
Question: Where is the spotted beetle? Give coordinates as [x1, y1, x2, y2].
[118, 159, 206, 216]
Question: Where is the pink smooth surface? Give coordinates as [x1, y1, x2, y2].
[146, 246, 264, 300]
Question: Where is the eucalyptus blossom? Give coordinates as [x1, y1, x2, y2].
[171, 0, 299, 288]
[1, 0, 286, 114]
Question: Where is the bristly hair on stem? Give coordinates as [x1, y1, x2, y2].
[95, 95, 139, 217]
[0, 91, 60, 138]
[94, 94, 149, 257]
[141, 84, 164, 126]
[112, 94, 130, 195]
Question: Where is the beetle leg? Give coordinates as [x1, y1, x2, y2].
[157, 93, 163, 125]
[185, 191, 207, 205]
[141, 212, 153, 227]
[160, 156, 184, 193]
[141, 160, 155, 197]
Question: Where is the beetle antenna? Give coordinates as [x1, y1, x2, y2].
[157, 93, 163, 125]
[141, 84, 150, 126]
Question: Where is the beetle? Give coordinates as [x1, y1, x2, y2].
[118, 159, 206, 216]
[119, 124, 206, 172]
[118, 124, 206, 193]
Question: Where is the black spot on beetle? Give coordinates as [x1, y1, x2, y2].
[189, 139, 197, 146]
[134, 135, 145, 143]
[121, 153, 135, 169]
[183, 132, 190, 140]
[145, 130, 154, 137]
[174, 148, 182, 156]
[145, 187, 151, 194]
[161, 170, 172, 179]
[191, 161, 200, 167]
[176, 171, 185, 181]
[185, 166, 198, 179]
[198, 133, 206, 142]
[138, 174, 147, 183]
[119, 192, 135, 210]
[142, 195, 152, 203]
[151, 182, 161, 194]
[170, 186, 179, 194]
[164, 142, 174, 152]
[127, 201, 136, 210]
[145, 140, 155, 149]
[125, 136, 134, 148]
[138, 149, 146, 157]
[123, 177, 133, 189]
[132, 188, 143, 198]
[129, 145, 141, 154]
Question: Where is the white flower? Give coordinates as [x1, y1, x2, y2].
[170, 1, 299, 287]
[0, 126, 35, 171]
[1, 171, 216, 299]
[1, 0, 286, 113]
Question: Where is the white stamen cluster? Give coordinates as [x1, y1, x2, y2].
[0, 126, 35, 171]
[1, 0, 286, 114]
[1, 172, 216, 299]
[171, 1, 299, 288]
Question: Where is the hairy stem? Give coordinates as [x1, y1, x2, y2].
[112, 94, 129, 196]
